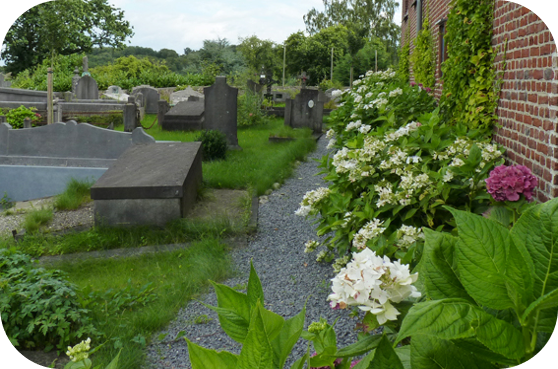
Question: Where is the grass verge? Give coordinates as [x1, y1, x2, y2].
[54, 178, 95, 211]
[23, 207, 53, 233]
[46, 237, 233, 368]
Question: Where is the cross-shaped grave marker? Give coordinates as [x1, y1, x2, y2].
[297, 71, 309, 88]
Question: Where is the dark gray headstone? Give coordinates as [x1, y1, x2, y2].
[0, 116, 6, 124]
[123, 103, 139, 132]
[90, 142, 203, 227]
[131, 86, 159, 114]
[163, 100, 204, 131]
[204, 76, 240, 149]
[158, 100, 170, 127]
[285, 88, 323, 133]
[23, 118, 32, 129]
[75, 75, 99, 100]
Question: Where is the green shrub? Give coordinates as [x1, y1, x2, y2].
[0, 249, 98, 351]
[5, 105, 42, 129]
[23, 207, 53, 233]
[237, 90, 266, 127]
[71, 112, 123, 127]
[195, 130, 228, 161]
[410, 10, 436, 88]
[319, 78, 343, 91]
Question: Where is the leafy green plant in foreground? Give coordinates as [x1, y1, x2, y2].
[55, 177, 96, 211]
[381, 199, 558, 368]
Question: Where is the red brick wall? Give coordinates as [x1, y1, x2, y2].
[402, 0, 558, 201]
[492, 1, 558, 201]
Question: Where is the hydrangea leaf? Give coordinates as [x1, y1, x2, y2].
[201, 302, 249, 344]
[421, 228, 472, 302]
[271, 306, 305, 368]
[511, 198, 558, 323]
[447, 208, 515, 310]
[368, 335, 404, 369]
[411, 335, 498, 369]
[336, 333, 382, 358]
[238, 302, 274, 369]
[247, 260, 264, 309]
[186, 339, 238, 369]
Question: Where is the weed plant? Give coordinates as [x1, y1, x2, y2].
[54, 178, 95, 211]
[23, 207, 53, 233]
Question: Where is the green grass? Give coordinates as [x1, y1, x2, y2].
[23, 207, 53, 233]
[54, 177, 96, 211]
[46, 237, 234, 369]
[121, 116, 316, 195]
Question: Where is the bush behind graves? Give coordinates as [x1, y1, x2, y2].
[5, 105, 42, 129]
[0, 249, 99, 351]
[196, 130, 228, 161]
[237, 90, 266, 127]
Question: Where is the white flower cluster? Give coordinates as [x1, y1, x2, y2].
[66, 338, 91, 362]
[331, 89, 343, 99]
[389, 88, 403, 97]
[434, 139, 503, 174]
[353, 218, 386, 250]
[346, 120, 363, 131]
[375, 183, 397, 207]
[304, 240, 320, 253]
[385, 121, 421, 142]
[396, 225, 425, 248]
[328, 248, 420, 325]
[295, 187, 331, 217]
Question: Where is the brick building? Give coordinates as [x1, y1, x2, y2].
[401, 0, 558, 201]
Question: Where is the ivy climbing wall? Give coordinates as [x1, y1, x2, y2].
[402, 0, 558, 201]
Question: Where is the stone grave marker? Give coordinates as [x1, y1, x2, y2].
[75, 75, 99, 100]
[123, 97, 139, 132]
[171, 87, 204, 105]
[90, 142, 203, 227]
[162, 98, 204, 131]
[71, 68, 80, 95]
[0, 116, 6, 124]
[104, 85, 129, 102]
[0, 74, 11, 88]
[23, 118, 32, 129]
[284, 88, 323, 133]
[131, 85, 160, 114]
[204, 76, 240, 149]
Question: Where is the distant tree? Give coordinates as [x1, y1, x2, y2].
[334, 37, 390, 84]
[237, 35, 279, 76]
[1, 0, 133, 75]
[303, 0, 400, 63]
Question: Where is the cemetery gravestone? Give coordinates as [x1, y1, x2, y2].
[162, 98, 205, 131]
[75, 75, 99, 100]
[71, 68, 80, 95]
[204, 76, 240, 149]
[124, 97, 139, 132]
[0, 74, 11, 88]
[104, 85, 129, 102]
[284, 89, 323, 133]
[90, 142, 203, 227]
[171, 87, 204, 105]
[131, 86, 160, 114]
[158, 100, 170, 127]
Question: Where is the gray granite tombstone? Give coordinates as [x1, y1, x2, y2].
[284, 88, 323, 133]
[158, 100, 170, 127]
[131, 86, 159, 114]
[204, 76, 240, 149]
[71, 68, 80, 95]
[170, 87, 204, 104]
[163, 100, 204, 131]
[0, 116, 6, 124]
[23, 118, 32, 129]
[0, 74, 11, 88]
[123, 100, 139, 132]
[90, 142, 203, 227]
[75, 75, 99, 100]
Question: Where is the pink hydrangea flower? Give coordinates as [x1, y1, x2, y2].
[485, 165, 538, 202]
[310, 356, 360, 369]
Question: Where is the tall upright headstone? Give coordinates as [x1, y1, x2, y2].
[131, 85, 160, 114]
[204, 76, 240, 149]
[284, 88, 323, 133]
[0, 73, 11, 88]
[124, 96, 139, 132]
[71, 68, 80, 95]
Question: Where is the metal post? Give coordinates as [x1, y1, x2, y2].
[350, 67, 354, 89]
[282, 45, 286, 87]
[47, 68, 53, 124]
[375, 50, 378, 72]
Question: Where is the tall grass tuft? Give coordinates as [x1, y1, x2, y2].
[23, 207, 53, 233]
[54, 178, 95, 211]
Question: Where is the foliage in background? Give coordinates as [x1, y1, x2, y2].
[303, 0, 400, 64]
[70, 112, 124, 127]
[410, 10, 436, 88]
[237, 90, 267, 127]
[397, 29, 411, 84]
[237, 36, 279, 77]
[10, 53, 83, 92]
[5, 105, 41, 129]
[334, 37, 391, 85]
[0, 249, 98, 351]
[54, 178, 96, 211]
[440, 0, 500, 132]
[1, 0, 133, 75]
[195, 130, 228, 161]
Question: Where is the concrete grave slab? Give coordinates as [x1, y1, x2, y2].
[162, 100, 205, 131]
[90, 142, 203, 227]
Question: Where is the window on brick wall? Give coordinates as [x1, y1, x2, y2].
[437, 19, 448, 78]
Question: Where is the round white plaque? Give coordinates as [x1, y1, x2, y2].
[308, 100, 315, 108]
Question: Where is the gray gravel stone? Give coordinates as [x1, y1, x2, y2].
[144, 136, 363, 368]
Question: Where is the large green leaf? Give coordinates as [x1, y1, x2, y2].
[201, 302, 249, 343]
[395, 346, 411, 369]
[411, 335, 497, 369]
[271, 307, 306, 368]
[259, 306, 284, 343]
[421, 229, 472, 301]
[522, 289, 558, 322]
[336, 333, 382, 357]
[238, 303, 274, 369]
[368, 335, 404, 369]
[511, 198, 558, 329]
[448, 208, 516, 310]
[247, 260, 264, 309]
[398, 299, 524, 359]
[290, 353, 309, 369]
[186, 339, 238, 369]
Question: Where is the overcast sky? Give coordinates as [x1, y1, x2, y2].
[1, 0, 399, 56]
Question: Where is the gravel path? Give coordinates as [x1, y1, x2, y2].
[144, 136, 361, 368]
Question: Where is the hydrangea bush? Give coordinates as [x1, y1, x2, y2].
[297, 70, 505, 267]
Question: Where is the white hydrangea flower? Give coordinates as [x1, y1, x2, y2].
[346, 120, 363, 131]
[326, 129, 335, 139]
[443, 170, 454, 182]
[389, 88, 403, 97]
[295, 187, 331, 216]
[327, 248, 420, 325]
[396, 225, 425, 248]
[449, 158, 465, 167]
[353, 219, 386, 250]
[327, 138, 336, 149]
[359, 124, 371, 134]
[304, 240, 319, 253]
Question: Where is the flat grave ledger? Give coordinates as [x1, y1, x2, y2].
[162, 99, 205, 131]
[90, 142, 203, 227]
